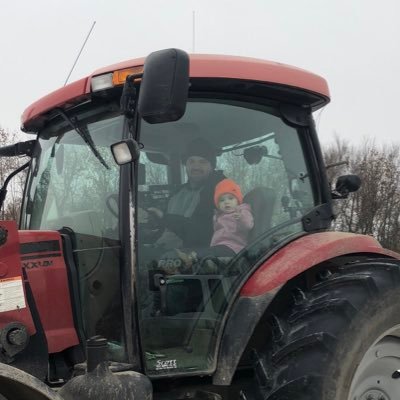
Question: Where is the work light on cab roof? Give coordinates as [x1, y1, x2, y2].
[91, 66, 144, 92]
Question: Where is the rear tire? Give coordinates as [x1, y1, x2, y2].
[255, 258, 400, 400]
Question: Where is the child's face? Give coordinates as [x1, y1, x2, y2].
[218, 193, 239, 213]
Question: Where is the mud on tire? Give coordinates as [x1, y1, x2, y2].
[255, 257, 400, 400]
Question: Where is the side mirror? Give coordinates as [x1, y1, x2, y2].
[138, 48, 189, 124]
[334, 174, 361, 199]
[243, 145, 268, 165]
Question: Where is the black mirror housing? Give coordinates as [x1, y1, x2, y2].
[138, 48, 189, 124]
[243, 145, 268, 165]
[335, 174, 362, 198]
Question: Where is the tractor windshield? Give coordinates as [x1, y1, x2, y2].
[20, 103, 128, 361]
[19, 96, 318, 374]
[136, 99, 316, 376]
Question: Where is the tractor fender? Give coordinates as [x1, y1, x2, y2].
[213, 231, 400, 385]
[241, 231, 400, 297]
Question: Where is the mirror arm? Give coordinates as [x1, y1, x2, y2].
[120, 74, 142, 119]
[325, 160, 349, 170]
[0, 161, 30, 210]
[0, 140, 36, 157]
[331, 191, 349, 200]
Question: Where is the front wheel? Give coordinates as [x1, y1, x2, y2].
[255, 258, 400, 400]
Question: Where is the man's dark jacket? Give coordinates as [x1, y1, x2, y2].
[163, 171, 225, 248]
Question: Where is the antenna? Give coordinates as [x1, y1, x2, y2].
[64, 21, 96, 86]
[192, 11, 196, 53]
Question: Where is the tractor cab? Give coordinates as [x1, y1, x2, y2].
[5, 49, 399, 400]
[15, 50, 332, 380]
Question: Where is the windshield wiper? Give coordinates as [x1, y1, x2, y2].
[56, 109, 110, 169]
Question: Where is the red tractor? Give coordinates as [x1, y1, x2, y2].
[0, 49, 399, 400]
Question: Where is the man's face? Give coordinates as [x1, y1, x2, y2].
[185, 156, 212, 185]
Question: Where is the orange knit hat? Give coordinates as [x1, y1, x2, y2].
[214, 179, 243, 207]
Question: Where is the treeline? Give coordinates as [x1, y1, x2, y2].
[324, 137, 400, 252]
[1, 125, 400, 252]
[0, 127, 27, 221]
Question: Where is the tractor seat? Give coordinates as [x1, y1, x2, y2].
[243, 187, 276, 242]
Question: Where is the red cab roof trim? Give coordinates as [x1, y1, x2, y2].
[22, 54, 330, 129]
[86, 54, 329, 98]
[189, 54, 329, 98]
[21, 78, 89, 131]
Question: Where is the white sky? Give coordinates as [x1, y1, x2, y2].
[0, 0, 399, 146]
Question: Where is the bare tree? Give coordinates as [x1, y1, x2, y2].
[0, 127, 28, 221]
[323, 136, 400, 252]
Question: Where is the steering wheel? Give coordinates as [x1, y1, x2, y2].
[105, 196, 163, 241]
[139, 208, 165, 243]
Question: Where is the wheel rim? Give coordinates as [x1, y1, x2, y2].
[349, 325, 400, 400]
